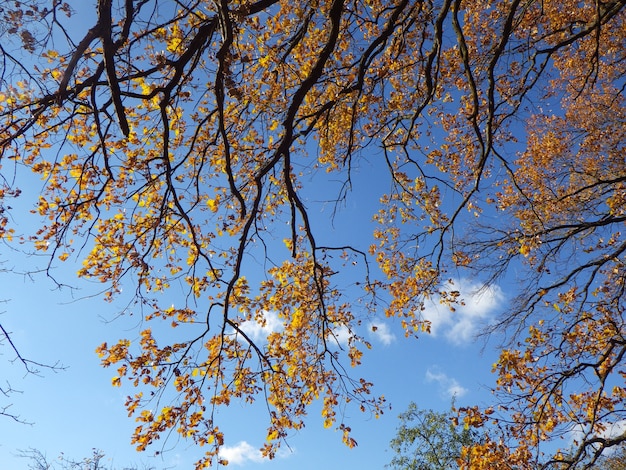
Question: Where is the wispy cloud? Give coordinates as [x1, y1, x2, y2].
[422, 278, 504, 344]
[238, 312, 399, 348]
[237, 310, 283, 343]
[219, 441, 264, 466]
[368, 320, 396, 345]
[219, 441, 292, 466]
[426, 367, 468, 398]
[166, 453, 183, 468]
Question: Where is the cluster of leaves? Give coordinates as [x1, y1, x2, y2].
[0, 0, 624, 468]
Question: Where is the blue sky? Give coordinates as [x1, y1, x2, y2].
[0, 167, 506, 468]
[0, 83, 509, 470]
[2, 1, 624, 468]
[0, 2, 513, 469]
[0, 264, 505, 469]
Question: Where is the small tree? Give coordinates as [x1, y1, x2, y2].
[388, 402, 476, 470]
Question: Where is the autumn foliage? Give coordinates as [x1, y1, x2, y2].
[0, 0, 624, 468]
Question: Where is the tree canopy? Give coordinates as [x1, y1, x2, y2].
[388, 402, 477, 469]
[0, 0, 624, 468]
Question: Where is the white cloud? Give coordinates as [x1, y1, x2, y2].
[219, 441, 264, 466]
[368, 320, 396, 345]
[238, 310, 283, 343]
[421, 278, 504, 345]
[600, 420, 626, 442]
[218, 440, 293, 466]
[327, 324, 351, 346]
[569, 420, 626, 454]
[425, 367, 468, 399]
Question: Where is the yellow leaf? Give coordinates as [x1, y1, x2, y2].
[206, 198, 218, 212]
